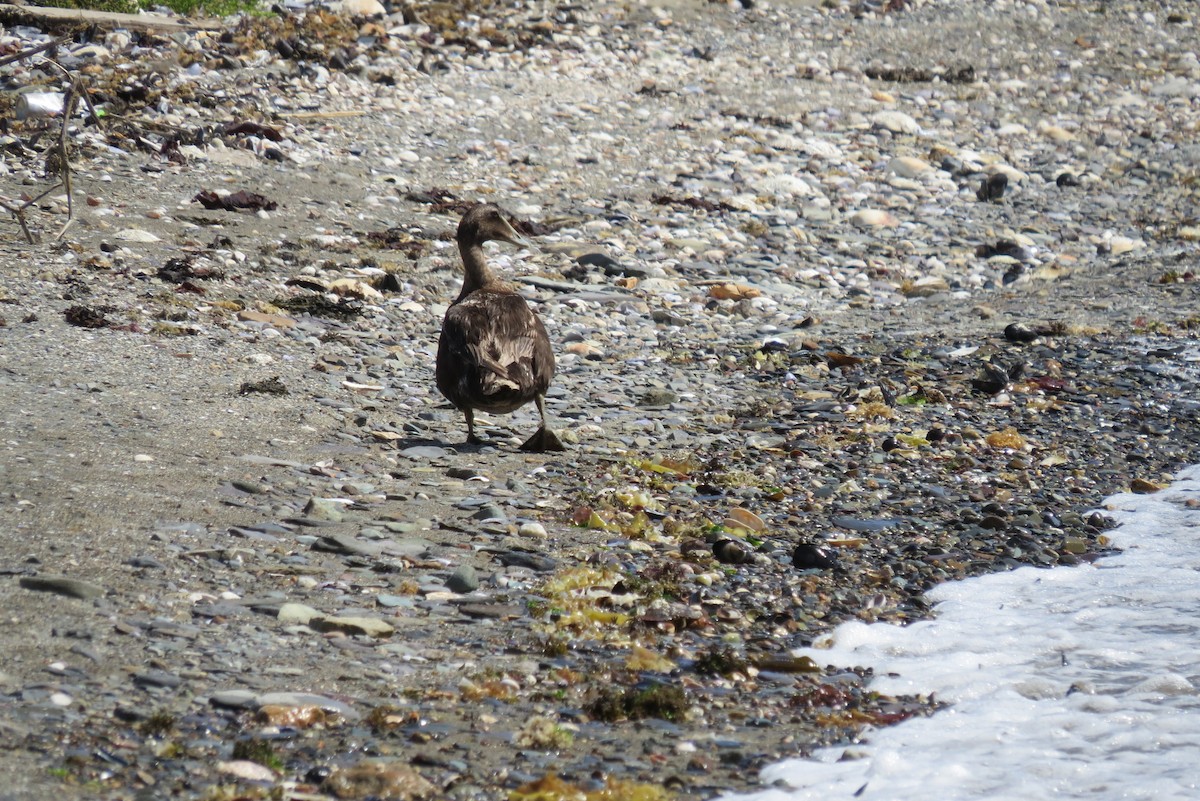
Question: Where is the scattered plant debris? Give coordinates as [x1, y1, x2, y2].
[636, 81, 674, 97]
[364, 227, 430, 259]
[274, 294, 363, 320]
[650, 193, 738, 213]
[156, 257, 224, 283]
[693, 647, 749, 677]
[194, 189, 278, 212]
[865, 64, 976, 83]
[136, 710, 177, 738]
[223, 120, 283, 141]
[512, 217, 555, 237]
[239, 376, 287, 396]
[230, 738, 283, 771]
[63, 304, 110, 328]
[585, 682, 688, 722]
[404, 187, 459, 205]
[510, 773, 674, 801]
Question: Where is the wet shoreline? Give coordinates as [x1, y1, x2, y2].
[1, 1, 1199, 798]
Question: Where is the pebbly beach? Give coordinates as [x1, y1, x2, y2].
[1, 0, 1199, 799]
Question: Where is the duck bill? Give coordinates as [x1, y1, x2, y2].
[499, 219, 530, 249]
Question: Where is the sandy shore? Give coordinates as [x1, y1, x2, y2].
[1, 1, 1199, 799]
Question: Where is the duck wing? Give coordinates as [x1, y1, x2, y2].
[436, 291, 554, 412]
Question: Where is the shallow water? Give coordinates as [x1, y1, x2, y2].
[728, 465, 1200, 801]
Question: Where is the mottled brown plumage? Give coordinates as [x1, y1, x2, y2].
[435, 204, 562, 451]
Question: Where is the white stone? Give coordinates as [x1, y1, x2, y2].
[218, 761, 278, 782]
[769, 132, 806, 151]
[886, 156, 931, 179]
[887, 177, 924, 192]
[1039, 123, 1075, 142]
[278, 603, 321, 625]
[1151, 77, 1198, 98]
[870, 110, 920, 135]
[202, 148, 260, 168]
[332, 0, 385, 16]
[1112, 92, 1148, 107]
[804, 138, 843, 159]
[518, 522, 548, 538]
[995, 123, 1029, 136]
[1108, 236, 1143, 255]
[116, 228, 160, 243]
[752, 174, 813, 198]
[850, 209, 899, 228]
[904, 276, 951, 297]
[724, 194, 763, 212]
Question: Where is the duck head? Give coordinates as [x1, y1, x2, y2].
[457, 203, 528, 249]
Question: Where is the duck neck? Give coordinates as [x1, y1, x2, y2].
[456, 240, 495, 300]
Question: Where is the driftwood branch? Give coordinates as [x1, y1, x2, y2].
[1, 57, 92, 241]
[0, 197, 36, 243]
[0, 15, 214, 243]
[59, 85, 75, 234]
[0, 4, 220, 33]
[0, 183, 64, 244]
[0, 34, 68, 69]
[42, 58, 104, 237]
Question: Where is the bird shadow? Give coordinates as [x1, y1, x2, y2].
[389, 432, 506, 455]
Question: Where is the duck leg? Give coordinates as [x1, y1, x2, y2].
[464, 407, 482, 445]
[519, 395, 565, 453]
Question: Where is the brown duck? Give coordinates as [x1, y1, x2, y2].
[435, 203, 563, 452]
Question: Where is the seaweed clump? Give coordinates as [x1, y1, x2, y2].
[585, 682, 688, 722]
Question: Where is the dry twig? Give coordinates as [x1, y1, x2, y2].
[0, 55, 103, 241]
[0, 34, 68, 69]
[0, 183, 64, 244]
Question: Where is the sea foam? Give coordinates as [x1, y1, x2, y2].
[728, 465, 1200, 801]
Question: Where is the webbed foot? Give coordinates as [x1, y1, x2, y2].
[519, 427, 565, 453]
